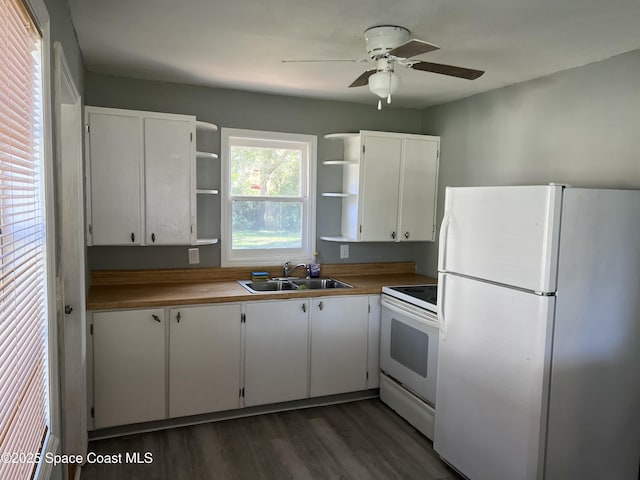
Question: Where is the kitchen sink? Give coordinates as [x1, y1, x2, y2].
[237, 277, 353, 294]
[290, 278, 352, 290]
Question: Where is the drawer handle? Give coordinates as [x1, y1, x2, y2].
[152, 314, 161, 323]
[302, 303, 306, 313]
[318, 301, 323, 311]
[176, 312, 181, 323]
[131, 232, 135, 243]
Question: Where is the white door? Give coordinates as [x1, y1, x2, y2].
[359, 134, 402, 241]
[87, 110, 142, 245]
[438, 185, 563, 292]
[398, 137, 439, 241]
[309, 296, 368, 397]
[169, 304, 242, 417]
[434, 273, 554, 480]
[54, 43, 87, 458]
[244, 300, 309, 406]
[92, 309, 166, 428]
[144, 117, 195, 245]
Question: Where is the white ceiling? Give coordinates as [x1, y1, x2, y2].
[68, 0, 640, 109]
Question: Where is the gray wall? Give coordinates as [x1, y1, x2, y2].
[85, 73, 427, 270]
[416, 49, 640, 276]
[45, 0, 84, 90]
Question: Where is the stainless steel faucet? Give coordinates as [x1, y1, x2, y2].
[283, 261, 310, 278]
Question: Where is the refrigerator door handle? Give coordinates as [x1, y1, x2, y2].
[437, 273, 447, 339]
[438, 209, 452, 272]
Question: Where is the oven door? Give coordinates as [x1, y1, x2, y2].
[380, 294, 439, 405]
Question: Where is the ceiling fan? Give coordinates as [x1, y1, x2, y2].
[283, 25, 484, 109]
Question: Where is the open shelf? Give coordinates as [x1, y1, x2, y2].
[323, 160, 357, 165]
[324, 133, 358, 140]
[195, 238, 219, 245]
[321, 192, 353, 198]
[320, 236, 356, 242]
[196, 121, 218, 132]
[196, 151, 218, 160]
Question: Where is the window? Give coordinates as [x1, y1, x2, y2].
[221, 129, 316, 266]
[0, 0, 56, 479]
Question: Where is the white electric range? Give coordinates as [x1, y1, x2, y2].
[380, 284, 439, 440]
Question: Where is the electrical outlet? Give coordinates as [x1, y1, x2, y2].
[340, 244, 349, 259]
[188, 248, 200, 264]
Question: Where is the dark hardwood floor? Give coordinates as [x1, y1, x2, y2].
[81, 399, 459, 480]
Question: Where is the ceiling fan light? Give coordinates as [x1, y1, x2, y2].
[368, 71, 400, 99]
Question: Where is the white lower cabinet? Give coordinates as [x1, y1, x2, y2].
[92, 309, 166, 429]
[367, 294, 381, 389]
[244, 299, 310, 407]
[309, 296, 369, 397]
[90, 294, 381, 429]
[168, 304, 242, 418]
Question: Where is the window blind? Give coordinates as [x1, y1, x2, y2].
[0, 0, 49, 478]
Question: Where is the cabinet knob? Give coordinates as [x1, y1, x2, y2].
[391, 231, 396, 240]
[151, 233, 156, 243]
[64, 305, 73, 315]
[131, 232, 135, 243]
[152, 314, 161, 323]
[404, 231, 410, 239]
[176, 312, 181, 323]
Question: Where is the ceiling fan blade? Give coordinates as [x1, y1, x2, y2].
[349, 69, 377, 88]
[388, 39, 439, 59]
[410, 61, 484, 80]
[282, 59, 368, 63]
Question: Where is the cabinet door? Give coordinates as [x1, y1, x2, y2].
[87, 111, 142, 245]
[244, 300, 309, 407]
[92, 309, 165, 429]
[359, 134, 402, 241]
[144, 117, 195, 245]
[309, 296, 369, 397]
[367, 294, 381, 389]
[398, 137, 439, 241]
[169, 304, 242, 418]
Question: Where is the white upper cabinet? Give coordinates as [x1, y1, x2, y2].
[398, 136, 440, 241]
[144, 117, 195, 245]
[321, 130, 440, 242]
[359, 133, 403, 241]
[86, 111, 143, 245]
[85, 106, 199, 246]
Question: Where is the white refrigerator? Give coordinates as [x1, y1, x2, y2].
[434, 185, 640, 480]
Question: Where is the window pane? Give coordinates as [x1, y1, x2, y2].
[230, 146, 302, 197]
[232, 200, 302, 249]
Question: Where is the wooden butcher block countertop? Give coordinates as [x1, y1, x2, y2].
[87, 262, 437, 310]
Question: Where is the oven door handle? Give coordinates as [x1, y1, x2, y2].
[381, 297, 440, 329]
